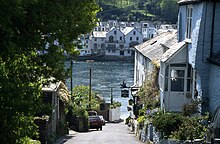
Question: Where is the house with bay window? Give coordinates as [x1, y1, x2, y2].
[134, 31, 177, 88]
[159, 0, 220, 114]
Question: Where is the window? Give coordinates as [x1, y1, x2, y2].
[186, 5, 193, 39]
[136, 37, 139, 41]
[94, 43, 97, 49]
[101, 44, 105, 49]
[109, 35, 114, 43]
[120, 36, 122, 40]
[171, 70, 185, 92]
[114, 31, 117, 34]
[130, 37, 132, 41]
[133, 31, 136, 35]
[94, 38, 97, 41]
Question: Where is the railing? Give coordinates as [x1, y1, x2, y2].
[105, 40, 125, 43]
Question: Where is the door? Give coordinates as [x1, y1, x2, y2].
[168, 67, 187, 111]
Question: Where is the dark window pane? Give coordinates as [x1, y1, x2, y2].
[165, 78, 168, 91]
[187, 79, 191, 92]
[170, 64, 186, 67]
[171, 78, 184, 92]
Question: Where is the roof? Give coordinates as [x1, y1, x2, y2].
[92, 31, 107, 38]
[134, 31, 177, 64]
[161, 41, 187, 63]
[121, 27, 134, 35]
[42, 78, 70, 103]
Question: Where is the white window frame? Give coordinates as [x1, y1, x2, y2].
[186, 5, 193, 39]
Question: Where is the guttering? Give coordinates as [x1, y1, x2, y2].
[178, 0, 205, 5]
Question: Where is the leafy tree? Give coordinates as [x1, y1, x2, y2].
[0, 0, 99, 143]
[71, 85, 103, 111]
[160, 0, 178, 23]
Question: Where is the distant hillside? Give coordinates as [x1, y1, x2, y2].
[96, 0, 178, 23]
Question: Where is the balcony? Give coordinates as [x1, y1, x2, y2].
[105, 40, 118, 43]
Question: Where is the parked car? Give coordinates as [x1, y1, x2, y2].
[89, 115, 102, 130]
[99, 115, 105, 125]
[88, 110, 97, 116]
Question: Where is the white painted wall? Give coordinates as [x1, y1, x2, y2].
[109, 107, 121, 122]
[124, 28, 143, 48]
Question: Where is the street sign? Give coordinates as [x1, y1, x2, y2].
[121, 89, 129, 97]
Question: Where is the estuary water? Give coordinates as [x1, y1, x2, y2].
[65, 61, 134, 119]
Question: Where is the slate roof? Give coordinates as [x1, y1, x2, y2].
[161, 41, 187, 63]
[121, 27, 134, 35]
[134, 31, 177, 64]
[92, 31, 107, 38]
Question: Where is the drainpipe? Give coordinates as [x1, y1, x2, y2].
[210, 1, 216, 57]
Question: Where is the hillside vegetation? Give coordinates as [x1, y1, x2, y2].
[96, 0, 178, 23]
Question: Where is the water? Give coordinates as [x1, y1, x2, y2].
[65, 61, 134, 119]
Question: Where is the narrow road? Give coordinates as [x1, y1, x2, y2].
[62, 122, 143, 144]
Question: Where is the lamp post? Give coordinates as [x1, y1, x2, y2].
[89, 68, 92, 110]
[130, 87, 139, 118]
[70, 60, 73, 96]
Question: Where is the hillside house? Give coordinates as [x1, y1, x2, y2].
[177, 0, 220, 114]
[134, 31, 177, 88]
[91, 31, 107, 55]
[158, 0, 220, 113]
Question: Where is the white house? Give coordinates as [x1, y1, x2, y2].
[140, 22, 157, 40]
[105, 27, 125, 56]
[134, 31, 177, 88]
[77, 34, 92, 56]
[122, 27, 143, 57]
[91, 31, 107, 55]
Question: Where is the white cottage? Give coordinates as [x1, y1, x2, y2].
[91, 31, 107, 55]
[105, 27, 125, 56]
[122, 27, 143, 57]
[134, 31, 177, 88]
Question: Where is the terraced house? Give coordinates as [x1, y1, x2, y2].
[160, 0, 220, 114]
[134, 0, 220, 114]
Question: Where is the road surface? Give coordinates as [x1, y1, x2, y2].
[62, 122, 143, 144]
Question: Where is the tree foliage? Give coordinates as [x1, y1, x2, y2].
[71, 85, 103, 111]
[97, 0, 178, 23]
[0, 0, 99, 143]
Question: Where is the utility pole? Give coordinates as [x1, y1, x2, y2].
[110, 87, 113, 105]
[70, 60, 73, 96]
[89, 68, 92, 110]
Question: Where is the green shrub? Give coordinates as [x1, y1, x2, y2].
[18, 136, 41, 144]
[152, 111, 185, 138]
[137, 115, 146, 129]
[170, 115, 208, 141]
[182, 100, 200, 116]
[110, 101, 121, 109]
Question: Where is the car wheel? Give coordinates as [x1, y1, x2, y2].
[100, 126, 102, 131]
[97, 128, 99, 130]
